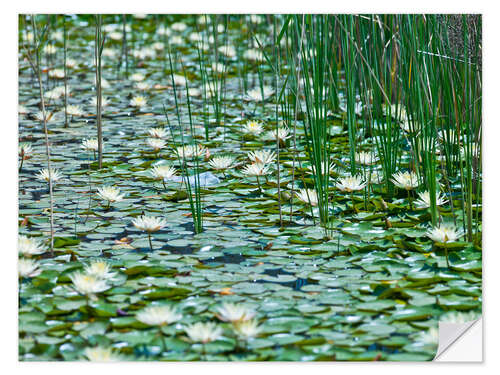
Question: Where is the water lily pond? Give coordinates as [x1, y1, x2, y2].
[18, 14, 482, 361]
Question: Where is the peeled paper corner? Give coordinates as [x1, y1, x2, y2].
[433, 317, 483, 362]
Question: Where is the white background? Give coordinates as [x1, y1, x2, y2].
[2, 1, 495, 373]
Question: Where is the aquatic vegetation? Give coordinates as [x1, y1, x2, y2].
[17, 14, 481, 362]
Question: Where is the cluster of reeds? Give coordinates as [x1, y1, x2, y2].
[267, 14, 481, 242]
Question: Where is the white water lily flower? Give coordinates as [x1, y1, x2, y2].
[156, 26, 171, 36]
[43, 44, 57, 54]
[24, 32, 34, 43]
[135, 82, 151, 91]
[243, 48, 264, 62]
[185, 322, 223, 344]
[169, 35, 184, 45]
[81, 138, 100, 152]
[267, 127, 291, 142]
[416, 327, 438, 346]
[18, 235, 46, 256]
[84, 260, 116, 279]
[146, 138, 166, 151]
[101, 48, 117, 58]
[427, 223, 463, 244]
[243, 120, 264, 136]
[36, 168, 63, 183]
[19, 105, 28, 114]
[51, 31, 63, 41]
[176, 144, 206, 159]
[96, 186, 124, 203]
[70, 272, 110, 296]
[66, 105, 84, 116]
[189, 32, 203, 42]
[415, 191, 448, 209]
[296, 188, 318, 206]
[171, 74, 187, 87]
[208, 156, 235, 170]
[391, 171, 419, 190]
[130, 73, 145, 82]
[19, 143, 33, 159]
[216, 303, 256, 323]
[234, 319, 261, 340]
[242, 162, 269, 176]
[248, 150, 276, 165]
[355, 151, 379, 166]
[132, 48, 155, 60]
[48, 69, 65, 79]
[132, 215, 167, 233]
[18, 258, 41, 278]
[249, 14, 263, 24]
[212, 62, 226, 74]
[171, 22, 187, 32]
[150, 165, 177, 180]
[45, 89, 62, 100]
[148, 127, 167, 138]
[136, 305, 182, 326]
[130, 95, 147, 108]
[336, 175, 367, 192]
[152, 42, 165, 51]
[84, 346, 121, 362]
[65, 58, 78, 68]
[246, 86, 274, 101]
[108, 31, 123, 41]
[218, 45, 236, 58]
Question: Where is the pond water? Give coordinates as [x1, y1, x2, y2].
[18, 14, 482, 361]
